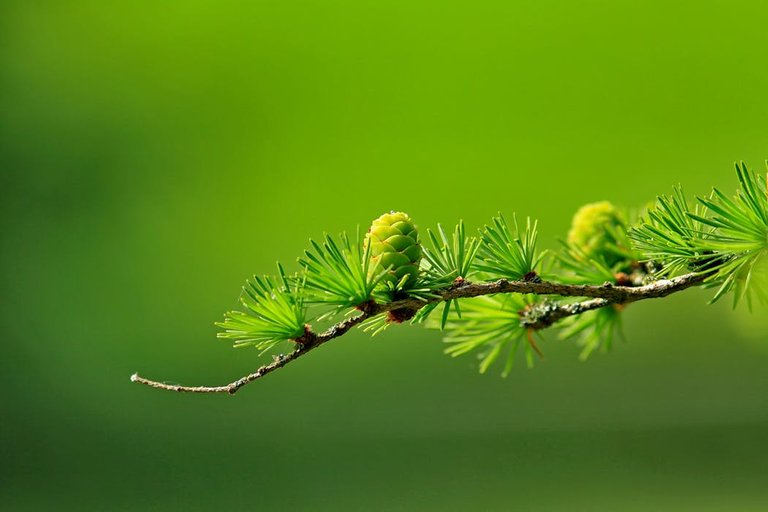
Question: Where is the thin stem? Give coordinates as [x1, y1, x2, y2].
[131, 311, 371, 395]
[131, 272, 705, 395]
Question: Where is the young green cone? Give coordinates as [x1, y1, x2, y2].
[567, 201, 630, 268]
[366, 211, 422, 288]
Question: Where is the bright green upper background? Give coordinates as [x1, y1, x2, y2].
[2, 1, 767, 510]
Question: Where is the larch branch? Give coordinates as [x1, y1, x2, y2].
[130, 272, 705, 395]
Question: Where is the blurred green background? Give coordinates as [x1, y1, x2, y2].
[2, 1, 768, 510]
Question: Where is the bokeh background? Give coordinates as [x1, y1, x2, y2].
[2, 1, 768, 510]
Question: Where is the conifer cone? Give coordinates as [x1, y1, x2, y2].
[366, 211, 422, 288]
[567, 201, 629, 267]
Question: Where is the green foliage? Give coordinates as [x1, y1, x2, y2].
[217, 264, 307, 354]
[631, 162, 768, 306]
[413, 221, 481, 328]
[630, 185, 715, 277]
[693, 163, 768, 305]
[559, 306, 624, 360]
[554, 203, 633, 360]
[746, 257, 768, 306]
[438, 295, 538, 377]
[422, 220, 480, 281]
[299, 230, 388, 310]
[556, 241, 617, 284]
[475, 214, 544, 280]
[214, 164, 767, 375]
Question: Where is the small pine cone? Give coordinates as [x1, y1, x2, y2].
[567, 201, 627, 267]
[366, 211, 422, 288]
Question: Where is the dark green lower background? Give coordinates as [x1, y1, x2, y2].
[2, 1, 768, 510]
